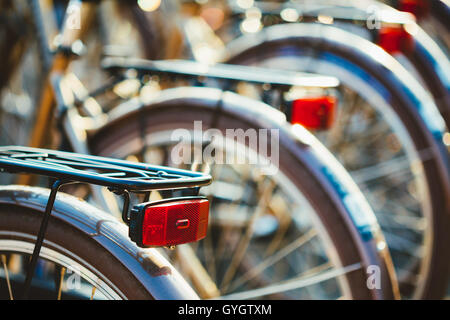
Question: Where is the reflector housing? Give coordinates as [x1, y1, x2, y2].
[129, 197, 209, 247]
[290, 96, 337, 130]
[377, 26, 414, 54]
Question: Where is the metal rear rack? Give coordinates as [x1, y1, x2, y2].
[0, 146, 212, 299]
[0, 146, 211, 192]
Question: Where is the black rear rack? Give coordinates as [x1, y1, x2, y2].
[0, 146, 211, 192]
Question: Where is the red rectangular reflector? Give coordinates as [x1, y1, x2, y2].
[377, 26, 414, 54]
[291, 96, 337, 130]
[141, 198, 209, 247]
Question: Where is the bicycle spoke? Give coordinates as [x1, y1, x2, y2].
[229, 228, 318, 292]
[1, 254, 14, 300]
[218, 262, 362, 300]
[325, 90, 362, 148]
[198, 163, 222, 283]
[201, 225, 217, 283]
[55, 266, 66, 300]
[341, 118, 390, 150]
[90, 285, 96, 300]
[264, 193, 292, 257]
[376, 211, 425, 231]
[209, 165, 253, 274]
[350, 155, 414, 184]
[176, 245, 220, 298]
[220, 179, 276, 293]
[381, 231, 423, 255]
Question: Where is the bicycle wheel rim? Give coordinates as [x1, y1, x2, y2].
[0, 236, 123, 300]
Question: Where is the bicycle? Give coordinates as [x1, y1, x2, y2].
[0, 146, 212, 299]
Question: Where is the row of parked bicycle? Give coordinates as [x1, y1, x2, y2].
[0, 0, 448, 300]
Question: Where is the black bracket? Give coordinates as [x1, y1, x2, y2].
[108, 188, 131, 225]
[21, 179, 68, 299]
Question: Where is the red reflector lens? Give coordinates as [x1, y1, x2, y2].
[141, 199, 209, 247]
[398, 0, 430, 20]
[377, 26, 414, 54]
[291, 96, 337, 130]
